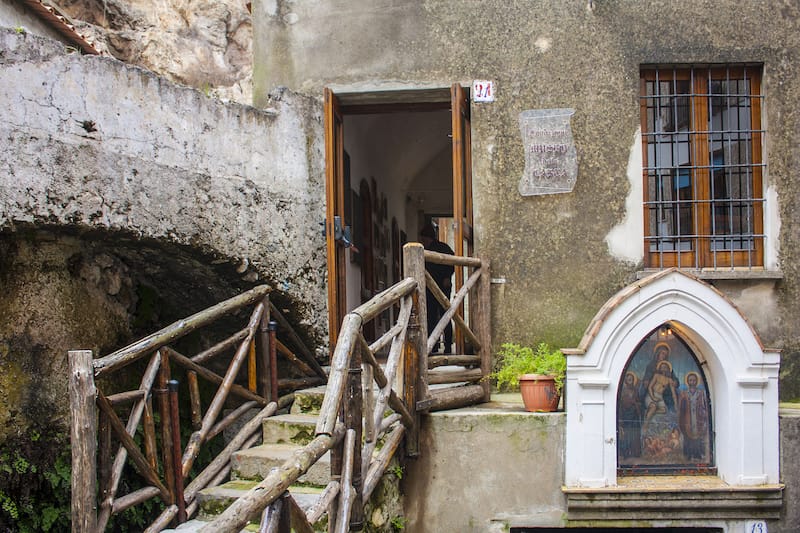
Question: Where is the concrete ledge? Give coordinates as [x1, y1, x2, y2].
[636, 268, 784, 281]
[564, 476, 784, 522]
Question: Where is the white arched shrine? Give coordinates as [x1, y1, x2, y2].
[563, 269, 780, 488]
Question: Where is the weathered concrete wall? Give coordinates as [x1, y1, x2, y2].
[0, 27, 327, 444]
[1, 27, 327, 334]
[403, 406, 566, 532]
[780, 410, 800, 532]
[404, 406, 800, 532]
[251, 0, 800, 399]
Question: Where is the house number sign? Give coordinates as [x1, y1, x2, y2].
[518, 108, 578, 196]
[472, 80, 494, 102]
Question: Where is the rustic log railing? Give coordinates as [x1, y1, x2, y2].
[418, 245, 492, 412]
[70, 243, 491, 532]
[69, 285, 324, 532]
[201, 243, 491, 532]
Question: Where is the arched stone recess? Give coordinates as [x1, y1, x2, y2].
[564, 268, 780, 488]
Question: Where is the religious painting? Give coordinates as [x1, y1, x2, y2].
[617, 324, 714, 475]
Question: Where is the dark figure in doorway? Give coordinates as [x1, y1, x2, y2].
[619, 371, 643, 458]
[420, 224, 454, 354]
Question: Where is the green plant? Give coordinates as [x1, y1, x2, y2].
[0, 436, 71, 533]
[390, 515, 406, 531]
[491, 342, 566, 393]
[390, 464, 404, 479]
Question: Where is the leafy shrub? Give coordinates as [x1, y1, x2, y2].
[491, 342, 566, 393]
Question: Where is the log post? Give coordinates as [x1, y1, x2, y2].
[248, 338, 258, 393]
[476, 256, 492, 401]
[168, 380, 187, 524]
[188, 371, 202, 429]
[143, 398, 158, 471]
[402, 298, 420, 457]
[345, 342, 363, 530]
[258, 297, 272, 401]
[69, 350, 97, 533]
[403, 243, 427, 455]
[268, 320, 279, 403]
[157, 351, 176, 503]
[97, 409, 111, 509]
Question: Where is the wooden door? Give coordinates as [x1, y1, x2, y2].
[324, 88, 347, 350]
[451, 84, 473, 353]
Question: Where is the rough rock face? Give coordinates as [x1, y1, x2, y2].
[57, 0, 253, 104]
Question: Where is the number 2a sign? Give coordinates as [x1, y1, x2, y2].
[472, 80, 495, 103]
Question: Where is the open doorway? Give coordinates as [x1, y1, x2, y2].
[323, 86, 472, 350]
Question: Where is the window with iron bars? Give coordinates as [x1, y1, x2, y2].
[641, 65, 765, 269]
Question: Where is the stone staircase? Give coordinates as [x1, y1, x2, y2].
[167, 385, 331, 532]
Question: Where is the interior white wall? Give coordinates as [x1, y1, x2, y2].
[342, 110, 451, 310]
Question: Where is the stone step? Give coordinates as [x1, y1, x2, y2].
[290, 385, 328, 415]
[196, 479, 325, 523]
[232, 443, 331, 485]
[262, 413, 318, 446]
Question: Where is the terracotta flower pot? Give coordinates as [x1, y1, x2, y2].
[519, 374, 560, 412]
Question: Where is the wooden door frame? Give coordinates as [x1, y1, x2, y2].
[450, 83, 474, 354]
[323, 86, 473, 354]
[324, 88, 347, 350]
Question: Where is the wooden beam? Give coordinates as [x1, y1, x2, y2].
[350, 277, 416, 323]
[69, 350, 97, 533]
[426, 267, 481, 356]
[94, 285, 271, 377]
[316, 314, 362, 436]
[424, 270, 481, 350]
[199, 425, 345, 533]
[476, 257, 492, 401]
[270, 301, 326, 379]
[420, 384, 486, 412]
[427, 368, 483, 385]
[428, 355, 481, 368]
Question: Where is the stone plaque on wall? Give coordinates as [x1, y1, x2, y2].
[518, 108, 578, 196]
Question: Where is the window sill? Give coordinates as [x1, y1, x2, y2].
[563, 476, 784, 522]
[637, 268, 783, 281]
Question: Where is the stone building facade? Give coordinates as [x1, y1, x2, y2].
[249, 1, 800, 531]
[251, 0, 800, 398]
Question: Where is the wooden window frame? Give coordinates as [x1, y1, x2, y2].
[641, 66, 764, 269]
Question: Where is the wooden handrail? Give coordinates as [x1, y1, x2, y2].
[426, 266, 482, 356]
[425, 270, 482, 351]
[423, 249, 482, 267]
[350, 277, 417, 323]
[199, 424, 346, 533]
[94, 285, 271, 377]
[71, 246, 491, 532]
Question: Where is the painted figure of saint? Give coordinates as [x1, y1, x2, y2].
[640, 342, 678, 412]
[643, 360, 677, 432]
[679, 371, 709, 461]
[618, 371, 642, 458]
